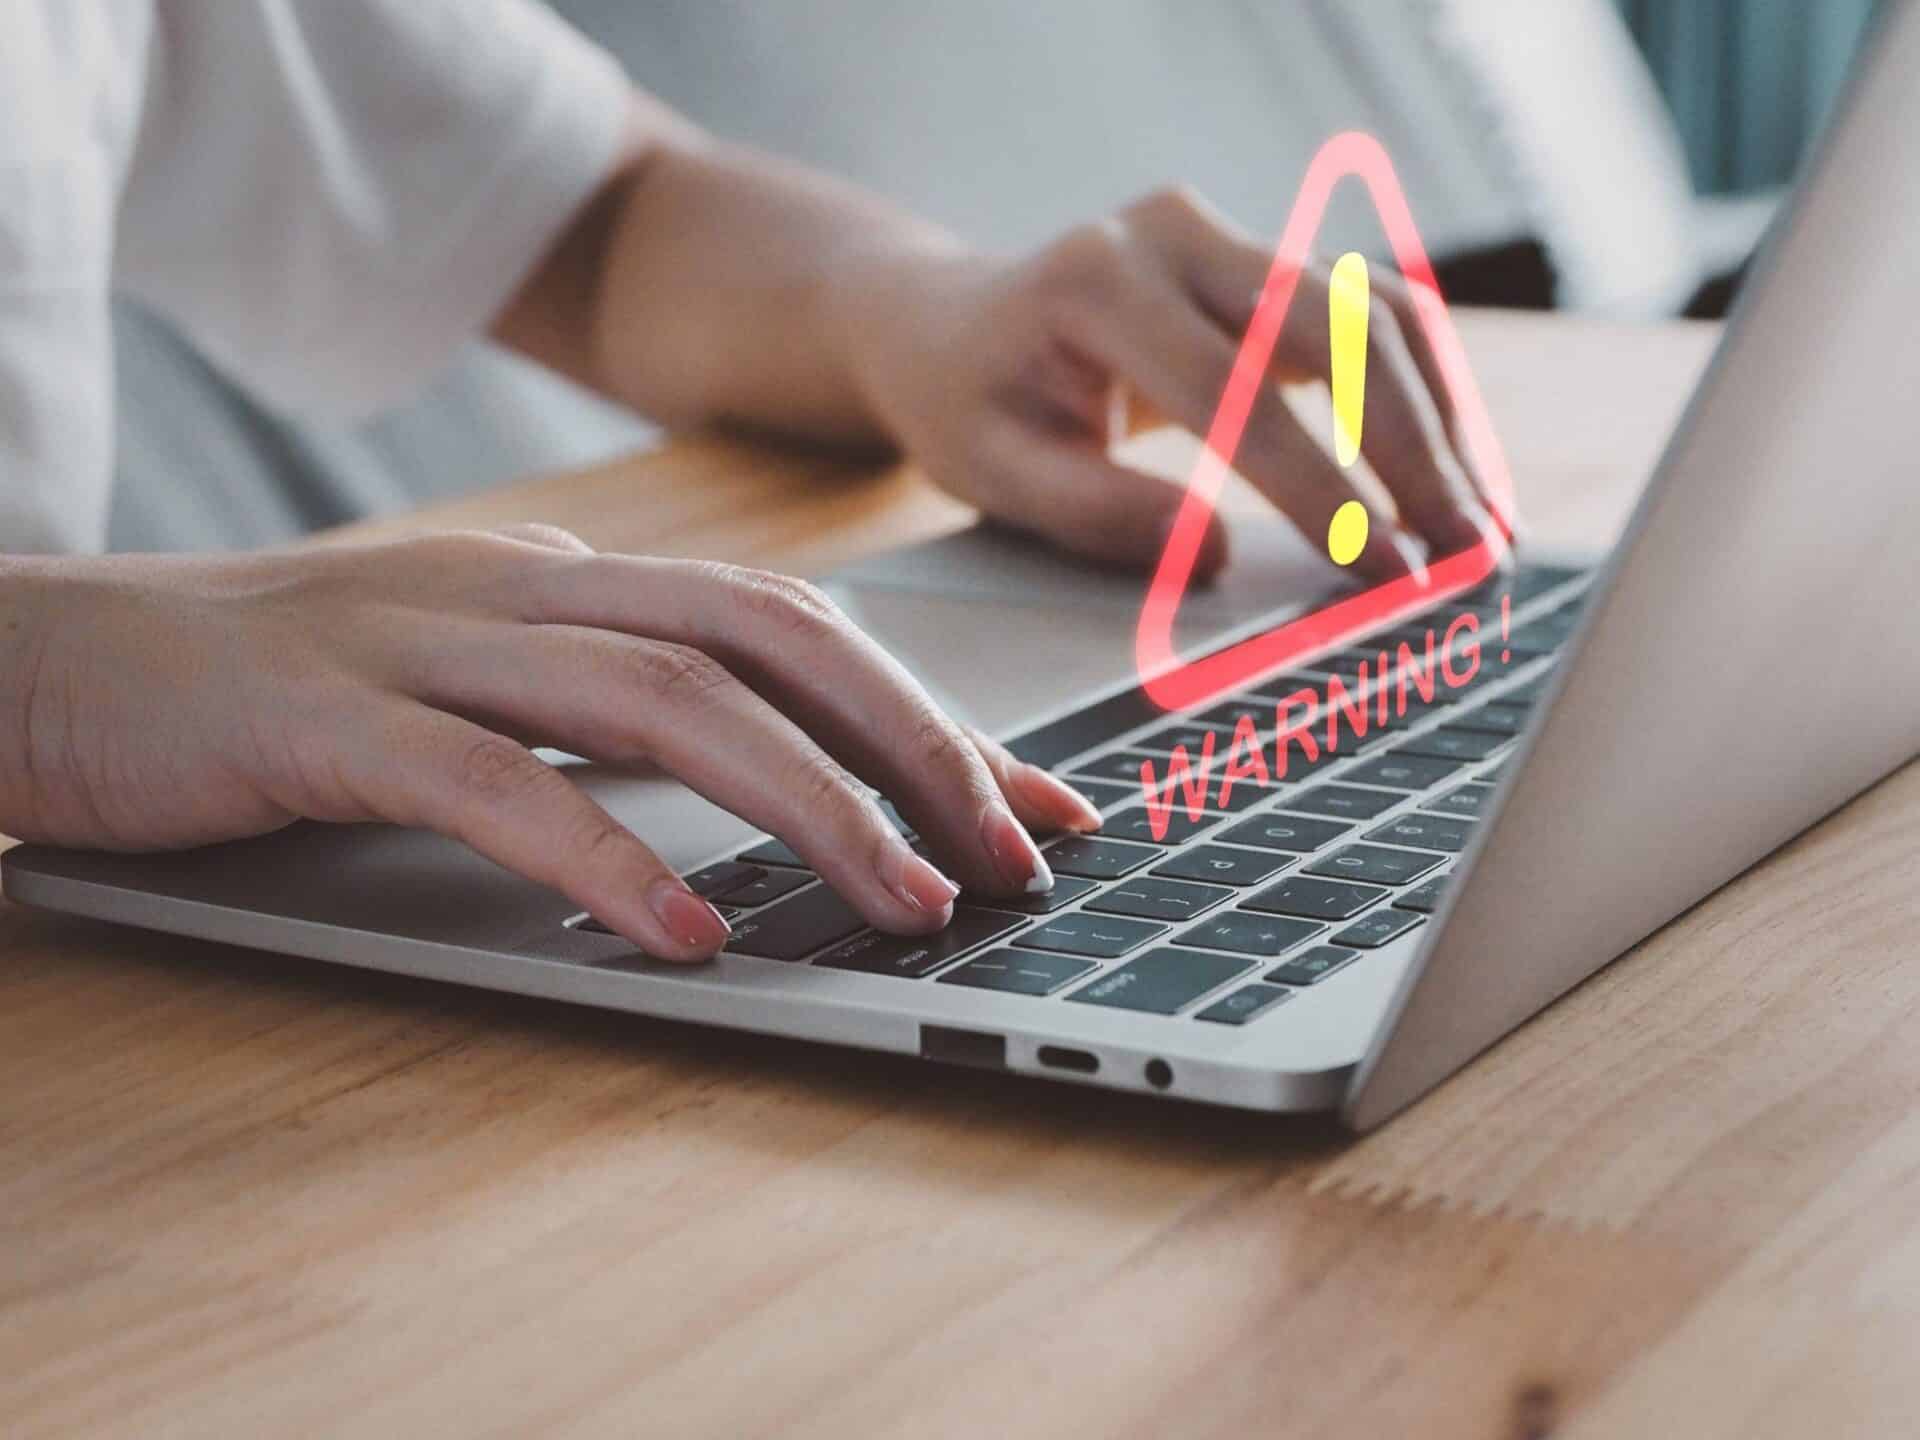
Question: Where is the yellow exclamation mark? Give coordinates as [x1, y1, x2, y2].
[1326, 250, 1370, 566]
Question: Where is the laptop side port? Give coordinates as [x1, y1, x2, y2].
[919, 1025, 1007, 1070]
[1036, 1045, 1100, 1075]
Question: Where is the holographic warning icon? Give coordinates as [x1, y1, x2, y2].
[1327, 250, 1371, 470]
[1135, 131, 1516, 713]
[1325, 250, 1371, 566]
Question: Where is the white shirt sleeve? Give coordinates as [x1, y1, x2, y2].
[116, 0, 633, 422]
[0, 4, 132, 554]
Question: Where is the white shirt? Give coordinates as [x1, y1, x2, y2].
[0, 0, 631, 553]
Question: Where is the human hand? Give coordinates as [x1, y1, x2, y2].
[0, 529, 1099, 960]
[835, 187, 1506, 585]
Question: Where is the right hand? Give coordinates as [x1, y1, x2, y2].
[0, 526, 1099, 960]
[831, 187, 1509, 586]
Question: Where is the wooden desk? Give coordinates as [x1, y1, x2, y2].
[6, 313, 1918, 1438]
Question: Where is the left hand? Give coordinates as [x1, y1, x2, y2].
[835, 186, 1506, 587]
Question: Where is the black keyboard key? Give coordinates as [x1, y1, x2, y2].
[1448, 702, 1529, 738]
[1332, 908, 1425, 948]
[1243, 876, 1386, 921]
[1102, 807, 1215, 846]
[1345, 752, 1467, 792]
[1152, 845, 1290, 887]
[1522, 562, 1588, 598]
[1272, 741, 1348, 780]
[684, 860, 764, 898]
[937, 949, 1095, 996]
[1324, 646, 1381, 673]
[1463, 562, 1586, 609]
[1196, 698, 1276, 733]
[1267, 946, 1360, 986]
[1284, 785, 1401, 821]
[1043, 835, 1160, 880]
[1068, 751, 1161, 786]
[1503, 624, 1561, 659]
[874, 798, 917, 837]
[714, 867, 813, 907]
[1086, 877, 1233, 923]
[1194, 983, 1294, 1025]
[725, 884, 864, 961]
[1377, 622, 1445, 654]
[1060, 778, 1138, 813]
[1201, 779, 1277, 814]
[1428, 783, 1496, 819]
[815, 906, 1026, 979]
[1435, 666, 1504, 704]
[1217, 814, 1353, 853]
[1013, 914, 1167, 958]
[1304, 844, 1442, 887]
[1395, 874, 1451, 913]
[1242, 668, 1339, 701]
[1366, 700, 1435, 734]
[1367, 813, 1474, 854]
[1173, 912, 1322, 958]
[1500, 671, 1555, 705]
[1010, 685, 1164, 771]
[1430, 603, 1504, 632]
[1507, 605, 1585, 657]
[970, 874, 1098, 915]
[737, 838, 809, 870]
[1395, 728, 1508, 763]
[1136, 722, 1230, 755]
[1067, 949, 1252, 1015]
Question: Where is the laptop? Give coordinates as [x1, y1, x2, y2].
[7, 4, 1917, 1132]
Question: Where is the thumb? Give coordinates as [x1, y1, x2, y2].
[993, 439, 1230, 583]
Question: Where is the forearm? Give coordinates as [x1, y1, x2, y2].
[490, 95, 1499, 578]
[496, 96, 968, 446]
[0, 560, 48, 840]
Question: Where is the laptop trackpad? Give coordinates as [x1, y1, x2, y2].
[826, 515, 1340, 738]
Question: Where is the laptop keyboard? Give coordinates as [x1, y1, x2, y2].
[573, 562, 1592, 1026]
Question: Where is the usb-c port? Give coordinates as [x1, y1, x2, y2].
[1037, 1045, 1100, 1074]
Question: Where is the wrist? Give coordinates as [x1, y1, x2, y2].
[818, 233, 988, 443]
[0, 557, 73, 841]
[0, 555, 64, 680]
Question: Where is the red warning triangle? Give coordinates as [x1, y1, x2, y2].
[1135, 131, 1516, 712]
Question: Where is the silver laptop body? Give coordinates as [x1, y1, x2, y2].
[8, 4, 1917, 1130]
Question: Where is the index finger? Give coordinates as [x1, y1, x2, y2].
[1122, 192, 1501, 561]
[1368, 269, 1512, 531]
[507, 558, 1077, 899]
[348, 703, 732, 962]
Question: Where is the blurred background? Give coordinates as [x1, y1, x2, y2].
[110, 0, 1883, 551]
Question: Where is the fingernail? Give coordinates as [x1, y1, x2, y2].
[1019, 762, 1104, 832]
[1490, 506, 1524, 568]
[983, 805, 1054, 894]
[880, 839, 960, 912]
[1469, 505, 1517, 572]
[1389, 530, 1432, 588]
[1457, 447, 1504, 521]
[1437, 503, 1494, 561]
[647, 878, 731, 955]
[1455, 497, 1516, 572]
[1160, 511, 1227, 587]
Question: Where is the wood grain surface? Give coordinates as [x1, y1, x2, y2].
[7, 311, 1916, 1438]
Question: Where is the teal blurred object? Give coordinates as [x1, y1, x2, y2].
[1616, 0, 1880, 193]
